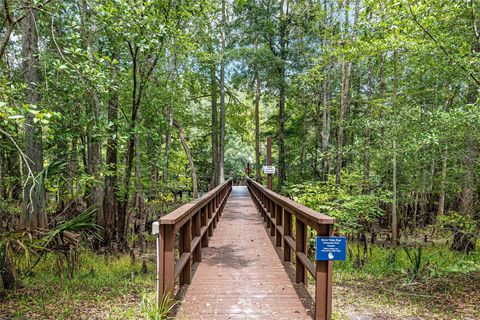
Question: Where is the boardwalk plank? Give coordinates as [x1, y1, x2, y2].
[177, 186, 312, 320]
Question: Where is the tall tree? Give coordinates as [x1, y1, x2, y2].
[103, 53, 119, 246]
[218, 0, 227, 184]
[321, 0, 333, 181]
[21, 0, 46, 229]
[391, 49, 398, 248]
[276, 0, 289, 192]
[79, 0, 104, 227]
[174, 119, 198, 198]
[335, 0, 359, 187]
[254, 58, 261, 182]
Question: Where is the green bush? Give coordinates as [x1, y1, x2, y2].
[285, 172, 390, 234]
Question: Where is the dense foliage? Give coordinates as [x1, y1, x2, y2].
[1, 0, 480, 318]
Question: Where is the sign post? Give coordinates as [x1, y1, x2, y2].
[315, 235, 345, 319]
[266, 136, 273, 190]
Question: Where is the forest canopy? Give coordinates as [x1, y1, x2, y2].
[1, 0, 480, 319]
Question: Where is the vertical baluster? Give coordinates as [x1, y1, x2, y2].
[262, 195, 267, 222]
[201, 206, 209, 247]
[212, 198, 218, 229]
[266, 198, 271, 227]
[219, 189, 223, 217]
[179, 219, 192, 285]
[193, 211, 202, 262]
[275, 204, 283, 247]
[208, 201, 213, 236]
[216, 193, 221, 222]
[283, 209, 292, 262]
[270, 200, 276, 237]
[295, 217, 307, 284]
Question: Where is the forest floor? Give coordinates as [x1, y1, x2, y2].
[329, 240, 480, 320]
[1, 247, 479, 320]
[331, 271, 480, 320]
[0, 251, 158, 320]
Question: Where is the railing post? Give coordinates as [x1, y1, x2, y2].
[201, 206, 209, 247]
[315, 224, 333, 320]
[283, 209, 292, 262]
[262, 195, 267, 223]
[179, 219, 192, 285]
[219, 189, 224, 216]
[270, 200, 276, 237]
[207, 201, 214, 236]
[216, 193, 220, 222]
[159, 224, 175, 298]
[266, 198, 271, 229]
[193, 211, 202, 262]
[266, 136, 273, 190]
[212, 199, 218, 229]
[275, 204, 283, 247]
[295, 217, 307, 284]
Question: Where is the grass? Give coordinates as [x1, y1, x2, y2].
[337, 241, 480, 277]
[2, 239, 479, 319]
[0, 249, 170, 320]
[329, 242, 480, 320]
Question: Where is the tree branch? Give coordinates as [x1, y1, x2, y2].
[0, 0, 52, 59]
[407, 3, 480, 87]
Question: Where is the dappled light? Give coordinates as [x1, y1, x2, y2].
[1, 0, 479, 319]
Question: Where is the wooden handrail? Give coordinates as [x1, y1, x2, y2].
[246, 177, 335, 320]
[157, 179, 233, 302]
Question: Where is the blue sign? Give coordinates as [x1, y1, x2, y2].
[316, 236, 347, 261]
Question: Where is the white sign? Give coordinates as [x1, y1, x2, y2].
[263, 165, 276, 174]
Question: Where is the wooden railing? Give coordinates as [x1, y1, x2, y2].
[157, 179, 233, 301]
[246, 178, 335, 320]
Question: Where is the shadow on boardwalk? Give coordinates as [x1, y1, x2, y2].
[175, 186, 314, 320]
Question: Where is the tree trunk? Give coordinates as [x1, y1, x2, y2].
[68, 138, 80, 198]
[87, 115, 104, 227]
[459, 128, 477, 216]
[453, 73, 477, 252]
[459, 38, 479, 224]
[118, 46, 142, 246]
[79, 0, 103, 227]
[336, 58, 351, 187]
[379, 54, 386, 131]
[0, 19, 15, 60]
[321, 74, 330, 181]
[0, 0, 21, 60]
[210, 63, 219, 189]
[162, 110, 172, 182]
[335, 0, 358, 187]
[437, 150, 447, 218]
[103, 55, 119, 246]
[254, 49, 261, 182]
[0, 147, 3, 200]
[300, 103, 308, 177]
[320, 0, 333, 182]
[391, 49, 398, 248]
[364, 58, 373, 193]
[276, 0, 288, 192]
[21, 0, 46, 229]
[134, 130, 146, 252]
[437, 85, 456, 219]
[0, 243, 16, 290]
[174, 120, 198, 198]
[218, 0, 226, 185]
[277, 66, 286, 192]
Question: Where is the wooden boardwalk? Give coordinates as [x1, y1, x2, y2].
[177, 186, 312, 320]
